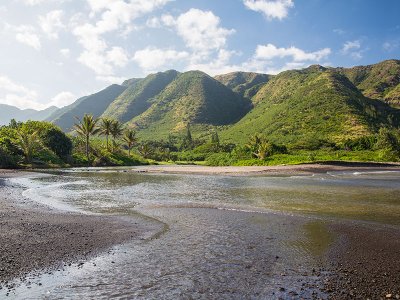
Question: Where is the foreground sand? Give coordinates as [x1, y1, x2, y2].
[1, 166, 400, 299]
[0, 170, 157, 292]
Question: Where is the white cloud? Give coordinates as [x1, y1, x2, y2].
[106, 47, 129, 67]
[48, 91, 75, 107]
[162, 9, 235, 57]
[39, 10, 64, 39]
[14, 25, 41, 50]
[0, 75, 43, 110]
[382, 41, 399, 52]
[96, 75, 127, 84]
[243, 0, 294, 20]
[255, 43, 331, 61]
[342, 40, 360, 53]
[72, 0, 172, 77]
[21, 0, 47, 5]
[185, 49, 240, 75]
[146, 17, 161, 28]
[341, 40, 363, 59]
[60, 48, 70, 57]
[133, 47, 189, 72]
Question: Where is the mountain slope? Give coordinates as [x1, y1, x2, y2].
[102, 70, 179, 123]
[338, 59, 400, 108]
[222, 65, 400, 145]
[0, 104, 59, 126]
[49, 84, 126, 131]
[215, 71, 271, 99]
[127, 71, 252, 139]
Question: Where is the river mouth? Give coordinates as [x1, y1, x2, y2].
[4, 166, 400, 299]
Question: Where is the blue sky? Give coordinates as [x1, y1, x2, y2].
[0, 0, 399, 110]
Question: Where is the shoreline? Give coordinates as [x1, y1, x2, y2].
[1, 168, 400, 298]
[131, 161, 400, 176]
[0, 170, 161, 291]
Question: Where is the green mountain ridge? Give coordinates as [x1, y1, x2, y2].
[222, 65, 400, 145]
[214, 71, 272, 99]
[127, 70, 252, 139]
[48, 84, 126, 131]
[102, 70, 179, 123]
[337, 59, 400, 108]
[6, 59, 399, 147]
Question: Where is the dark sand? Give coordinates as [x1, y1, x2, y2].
[324, 224, 400, 299]
[0, 170, 156, 291]
[1, 165, 400, 299]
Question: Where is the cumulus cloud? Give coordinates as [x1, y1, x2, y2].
[255, 44, 331, 61]
[20, 0, 48, 5]
[48, 91, 75, 107]
[13, 25, 41, 50]
[133, 47, 189, 72]
[72, 0, 172, 77]
[39, 10, 64, 39]
[60, 48, 70, 57]
[243, 0, 294, 20]
[162, 9, 235, 56]
[0, 75, 42, 110]
[341, 40, 363, 59]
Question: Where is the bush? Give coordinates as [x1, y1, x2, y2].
[0, 146, 17, 168]
[206, 153, 236, 166]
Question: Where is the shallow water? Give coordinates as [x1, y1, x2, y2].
[4, 167, 400, 299]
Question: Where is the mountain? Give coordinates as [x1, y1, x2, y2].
[102, 70, 179, 123]
[0, 104, 58, 126]
[337, 59, 400, 108]
[214, 71, 272, 99]
[222, 65, 400, 145]
[47, 84, 127, 131]
[127, 70, 252, 139]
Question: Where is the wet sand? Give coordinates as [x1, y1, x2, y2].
[132, 161, 400, 176]
[0, 170, 159, 291]
[1, 166, 400, 299]
[325, 224, 400, 299]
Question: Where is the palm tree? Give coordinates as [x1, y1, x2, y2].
[100, 118, 113, 150]
[16, 131, 41, 163]
[123, 129, 137, 157]
[110, 120, 124, 151]
[74, 114, 100, 161]
[138, 142, 153, 159]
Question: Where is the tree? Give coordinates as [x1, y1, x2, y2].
[211, 130, 220, 146]
[100, 118, 113, 150]
[138, 142, 153, 159]
[74, 114, 100, 162]
[20, 121, 72, 160]
[123, 129, 137, 157]
[110, 120, 124, 151]
[181, 124, 193, 150]
[16, 131, 41, 163]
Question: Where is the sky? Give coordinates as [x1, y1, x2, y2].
[0, 0, 399, 110]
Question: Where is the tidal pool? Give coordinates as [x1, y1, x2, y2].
[5, 167, 400, 299]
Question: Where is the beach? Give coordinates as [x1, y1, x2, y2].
[0, 170, 159, 291]
[1, 165, 400, 299]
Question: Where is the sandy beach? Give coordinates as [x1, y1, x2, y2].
[1, 165, 400, 299]
[131, 162, 400, 176]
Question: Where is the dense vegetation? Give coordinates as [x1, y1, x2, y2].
[0, 118, 145, 168]
[1, 60, 400, 168]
